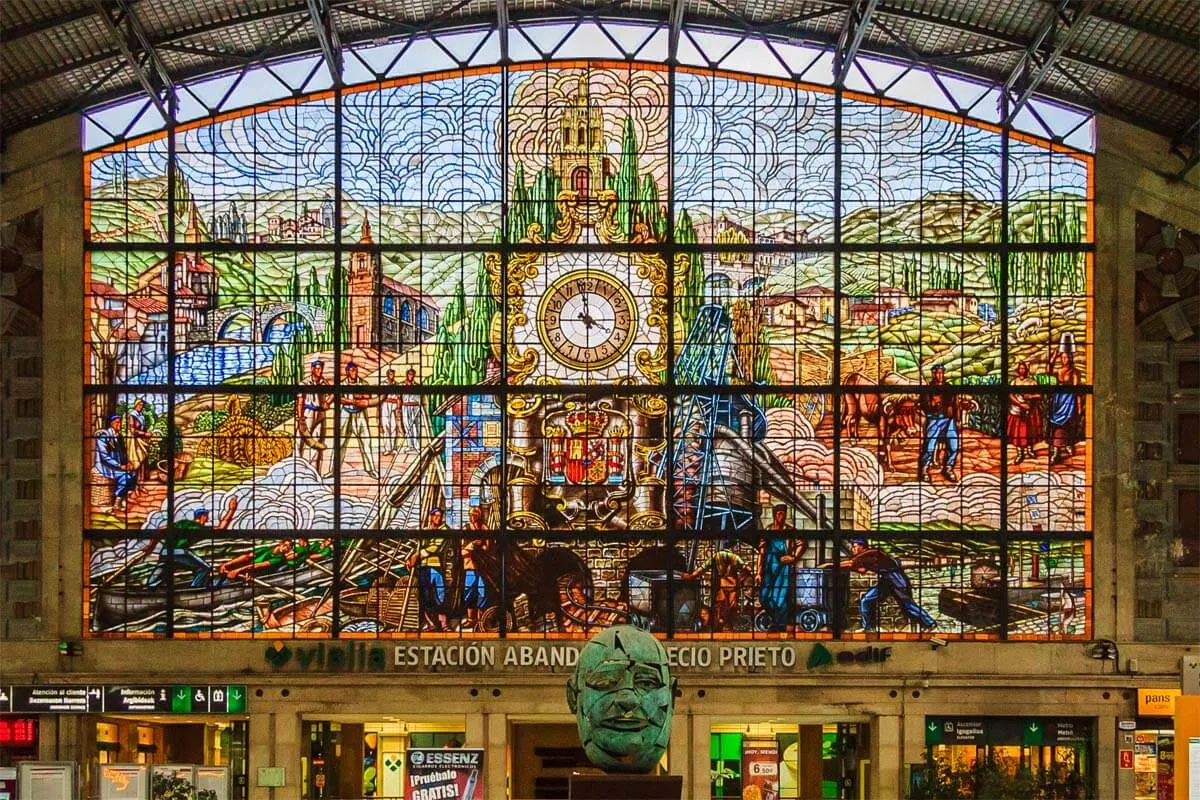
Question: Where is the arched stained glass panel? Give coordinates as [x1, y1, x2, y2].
[83, 60, 1092, 640]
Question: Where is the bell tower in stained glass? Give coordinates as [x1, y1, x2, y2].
[347, 215, 380, 349]
[555, 75, 611, 197]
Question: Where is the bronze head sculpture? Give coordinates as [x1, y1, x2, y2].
[566, 625, 677, 773]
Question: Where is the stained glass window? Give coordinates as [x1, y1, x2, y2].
[83, 59, 1092, 640]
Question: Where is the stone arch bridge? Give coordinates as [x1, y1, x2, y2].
[190, 302, 328, 342]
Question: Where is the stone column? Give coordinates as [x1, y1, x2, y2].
[872, 714, 902, 799]
[690, 713, 711, 800]
[464, 712, 485, 748]
[485, 712, 508, 798]
[247, 712, 274, 800]
[669, 707, 690, 794]
[249, 711, 302, 800]
[1095, 714, 1125, 800]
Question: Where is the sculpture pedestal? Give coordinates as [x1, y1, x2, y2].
[569, 773, 682, 799]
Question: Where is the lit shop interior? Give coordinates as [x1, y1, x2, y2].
[85, 717, 248, 798]
[920, 717, 1094, 797]
[709, 722, 870, 800]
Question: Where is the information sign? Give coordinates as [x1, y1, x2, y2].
[11, 686, 97, 713]
[0, 685, 246, 714]
[0, 718, 36, 747]
[926, 717, 1093, 746]
[926, 718, 986, 745]
[104, 686, 171, 713]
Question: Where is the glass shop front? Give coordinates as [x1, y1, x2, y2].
[920, 717, 1094, 799]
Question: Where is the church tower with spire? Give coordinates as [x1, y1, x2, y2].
[554, 74, 612, 198]
[347, 216, 381, 348]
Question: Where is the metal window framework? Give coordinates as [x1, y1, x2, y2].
[83, 50, 1095, 641]
[73, 8, 1129, 148]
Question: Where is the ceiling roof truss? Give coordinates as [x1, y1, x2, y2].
[833, 0, 878, 87]
[305, 0, 344, 84]
[89, 0, 177, 122]
[1002, 0, 1097, 126]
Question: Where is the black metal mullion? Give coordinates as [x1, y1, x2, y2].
[164, 95, 178, 638]
[664, 59, 677, 639]
[999, 92, 1010, 640]
[331, 82, 346, 640]
[831, 84, 844, 639]
[331, 82, 344, 638]
[498, 61, 511, 639]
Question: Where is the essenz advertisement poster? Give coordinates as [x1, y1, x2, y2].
[404, 749, 483, 800]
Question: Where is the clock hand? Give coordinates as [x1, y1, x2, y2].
[578, 312, 610, 332]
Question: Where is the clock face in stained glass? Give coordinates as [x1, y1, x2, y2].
[537, 271, 637, 370]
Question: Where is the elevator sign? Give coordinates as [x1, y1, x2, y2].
[0, 685, 246, 714]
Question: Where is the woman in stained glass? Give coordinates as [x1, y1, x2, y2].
[122, 398, 152, 495]
[759, 504, 807, 631]
[1047, 350, 1083, 465]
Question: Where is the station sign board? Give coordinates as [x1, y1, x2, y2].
[0, 685, 246, 714]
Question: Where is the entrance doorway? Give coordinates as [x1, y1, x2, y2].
[510, 722, 592, 800]
[572, 167, 591, 198]
[710, 721, 870, 800]
[301, 717, 467, 800]
[510, 720, 670, 799]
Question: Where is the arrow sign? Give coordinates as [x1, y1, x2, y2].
[227, 687, 246, 714]
[171, 686, 192, 714]
[1022, 720, 1045, 745]
[924, 718, 945, 745]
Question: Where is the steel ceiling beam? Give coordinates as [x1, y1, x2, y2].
[9, 4, 1189, 141]
[1, 5, 101, 42]
[90, 0, 176, 120]
[834, 0, 878, 87]
[7, 0, 1191, 104]
[1002, 0, 1097, 125]
[497, 0, 510, 62]
[1088, 7, 1197, 51]
[668, 0, 685, 64]
[305, 0, 343, 83]
[868, 1, 1193, 102]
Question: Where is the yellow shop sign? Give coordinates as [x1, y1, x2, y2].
[1137, 688, 1179, 716]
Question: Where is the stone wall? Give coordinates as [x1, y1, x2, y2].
[0, 208, 43, 638]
